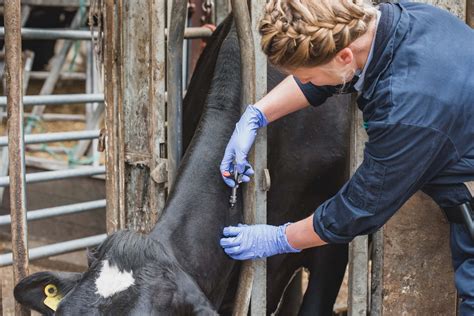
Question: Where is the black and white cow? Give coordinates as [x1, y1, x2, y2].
[14, 16, 349, 315]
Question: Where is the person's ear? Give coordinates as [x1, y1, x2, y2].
[334, 47, 354, 66]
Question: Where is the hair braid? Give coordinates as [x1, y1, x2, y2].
[259, 0, 377, 69]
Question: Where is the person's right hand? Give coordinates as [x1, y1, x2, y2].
[220, 105, 268, 187]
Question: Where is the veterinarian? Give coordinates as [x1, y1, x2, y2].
[219, 0, 474, 313]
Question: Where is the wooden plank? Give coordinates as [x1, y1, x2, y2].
[149, 0, 167, 224]
[348, 96, 368, 316]
[250, 0, 268, 314]
[4, 1, 29, 315]
[112, 0, 167, 233]
[104, 0, 124, 233]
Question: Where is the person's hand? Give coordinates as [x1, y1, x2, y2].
[220, 223, 301, 260]
[220, 105, 268, 187]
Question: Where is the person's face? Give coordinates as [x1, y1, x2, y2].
[289, 47, 358, 86]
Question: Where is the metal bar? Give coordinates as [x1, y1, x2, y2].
[0, 234, 108, 266]
[166, 0, 187, 187]
[0, 200, 106, 226]
[29, 71, 87, 81]
[4, 1, 29, 314]
[0, 27, 212, 40]
[74, 43, 104, 161]
[173, 27, 213, 39]
[0, 0, 91, 6]
[0, 93, 104, 107]
[0, 166, 105, 187]
[1, 112, 85, 121]
[230, 0, 259, 314]
[6, 113, 87, 121]
[0, 130, 100, 147]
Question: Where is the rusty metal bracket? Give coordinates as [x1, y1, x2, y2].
[151, 160, 168, 184]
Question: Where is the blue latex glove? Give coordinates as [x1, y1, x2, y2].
[220, 105, 268, 187]
[220, 223, 301, 260]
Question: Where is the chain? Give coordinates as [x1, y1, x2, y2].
[201, 0, 214, 24]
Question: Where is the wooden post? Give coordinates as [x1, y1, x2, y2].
[348, 97, 369, 316]
[104, 0, 124, 233]
[4, 1, 30, 315]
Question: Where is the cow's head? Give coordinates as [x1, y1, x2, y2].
[14, 230, 217, 315]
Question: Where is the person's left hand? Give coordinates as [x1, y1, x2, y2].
[220, 223, 301, 260]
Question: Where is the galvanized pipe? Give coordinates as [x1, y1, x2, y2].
[4, 1, 29, 314]
[0, 234, 108, 266]
[0, 130, 100, 147]
[0, 26, 212, 40]
[166, 0, 187, 187]
[0, 199, 106, 226]
[29, 71, 87, 81]
[0, 93, 104, 107]
[0, 166, 106, 187]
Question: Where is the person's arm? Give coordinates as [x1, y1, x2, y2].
[221, 122, 459, 259]
[254, 75, 310, 123]
[220, 75, 336, 187]
[285, 215, 327, 249]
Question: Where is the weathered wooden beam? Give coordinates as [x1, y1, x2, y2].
[250, 1, 268, 314]
[104, 0, 124, 233]
[109, 0, 167, 233]
[230, 0, 268, 314]
[348, 96, 369, 316]
[166, 0, 186, 188]
[4, 1, 29, 315]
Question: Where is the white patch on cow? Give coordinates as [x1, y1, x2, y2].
[95, 260, 135, 298]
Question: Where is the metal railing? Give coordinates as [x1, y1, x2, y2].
[0, 26, 213, 40]
[0, 234, 108, 266]
[0, 199, 106, 226]
[0, 93, 104, 106]
[0, 166, 106, 187]
[0, 130, 100, 146]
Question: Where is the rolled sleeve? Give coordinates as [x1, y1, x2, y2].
[293, 77, 338, 107]
[313, 122, 458, 243]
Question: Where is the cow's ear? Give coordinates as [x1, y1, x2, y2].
[14, 271, 82, 315]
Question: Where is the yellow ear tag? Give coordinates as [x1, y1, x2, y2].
[43, 284, 63, 312]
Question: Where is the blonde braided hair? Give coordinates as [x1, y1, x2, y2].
[259, 0, 377, 69]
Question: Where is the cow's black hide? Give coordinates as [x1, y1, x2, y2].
[14, 15, 349, 316]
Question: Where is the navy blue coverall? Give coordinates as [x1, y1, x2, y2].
[296, 2, 474, 314]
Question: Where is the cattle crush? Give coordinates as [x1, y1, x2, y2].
[1, 0, 473, 315]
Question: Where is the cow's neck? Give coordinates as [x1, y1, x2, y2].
[149, 28, 243, 305]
